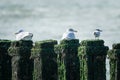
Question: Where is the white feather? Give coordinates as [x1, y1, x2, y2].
[15, 31, 33, 40]
[61, 28, 77, 40]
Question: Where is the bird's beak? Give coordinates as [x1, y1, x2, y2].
[74, 30, 77, 32]
[15, 32, 18, 35]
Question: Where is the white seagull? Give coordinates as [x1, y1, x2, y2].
[15, 29, 33, 40]
[61, 28, 77, 40]
[94, 29, 102, 39]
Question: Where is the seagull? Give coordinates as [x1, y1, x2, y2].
[93, 29, 102, 39]
[61, 28, 77, 40]
[15, 29, 33, 40]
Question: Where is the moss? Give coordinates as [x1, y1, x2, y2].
[109, 59, 116, 80]
[0, 40, 11, 53]
[11, 56, 33, 80]
[108, 43, 120, 80]
[80, 39, 104, 46]
[0, 40, 11, 46]
[55, 39, 80, 80]
[58, 60, 66, 80]
[79, 46, 108, 55]
[112, 43, 120, 49]
[78, 47, 88, 80]
[32, 40, 58, 80]
[8, 40, 33, 57]
[60, 39, 79, 45]
[10, 40, 33, 47]
[8, 47, 32, 57]
[108, 49, 117, 80]
[0, 40, 11, 80]
[79, 39, 108, 80]
[108, 50, 116, 59]
[31, 40, 57, 58]
[34, 40, 57, 48]
[8, 40, 33, 80]
[108, 49, 120, 59]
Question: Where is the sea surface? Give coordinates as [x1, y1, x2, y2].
[1, 0, 120, 79]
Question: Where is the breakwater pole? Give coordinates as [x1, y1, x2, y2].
[31, 40, 58, 80]
[0, 40, 11, 80]
[108, 43, 120, 80]
[8, 40, 33, 80]
[78, 40, 108, 80]
[55, 39, 80, 80]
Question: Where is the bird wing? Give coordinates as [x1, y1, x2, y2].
[61, 32, 75, 40]
[16, 32, 33, 40]
[94, 31, 100, 37]
[22, 32, 33, 40]
[67, 33, 75, 39]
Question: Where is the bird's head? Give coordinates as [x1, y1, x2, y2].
[15, 29, 24, 34]
[96, 29, 102, 32]
[67, 28, 77, 32]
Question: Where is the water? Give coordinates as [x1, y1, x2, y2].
[0, 0, 120, 79]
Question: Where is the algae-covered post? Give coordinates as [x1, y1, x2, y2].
[31, 40, 58, 80]
[8, 40, 33, 80]
[78, 40, 108, 80]
[55, 39, 80, 80]
[0, 40, 11, 80]
[108, 43, 120, 80]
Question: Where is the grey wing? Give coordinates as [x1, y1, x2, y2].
[29, 33, 33, 37]
[22, 33, 33, 40]
[67, 33, 75, 39]
[94, 32, 99, 37]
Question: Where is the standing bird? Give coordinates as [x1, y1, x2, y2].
[61, 28, 77, 40]
[94, 29, 102, 39]
[15, 29, 33, 40]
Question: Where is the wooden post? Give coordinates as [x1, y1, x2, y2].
[108, 43, 120, 80]
[55, 39, 80, 80]
[78, 40, 108, 80]
[31, 40, 58, 80]
[0, 40, 11, 80]
[8, 40, 33, 80]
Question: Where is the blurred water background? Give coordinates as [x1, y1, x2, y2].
[1, 0, 120, 79]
